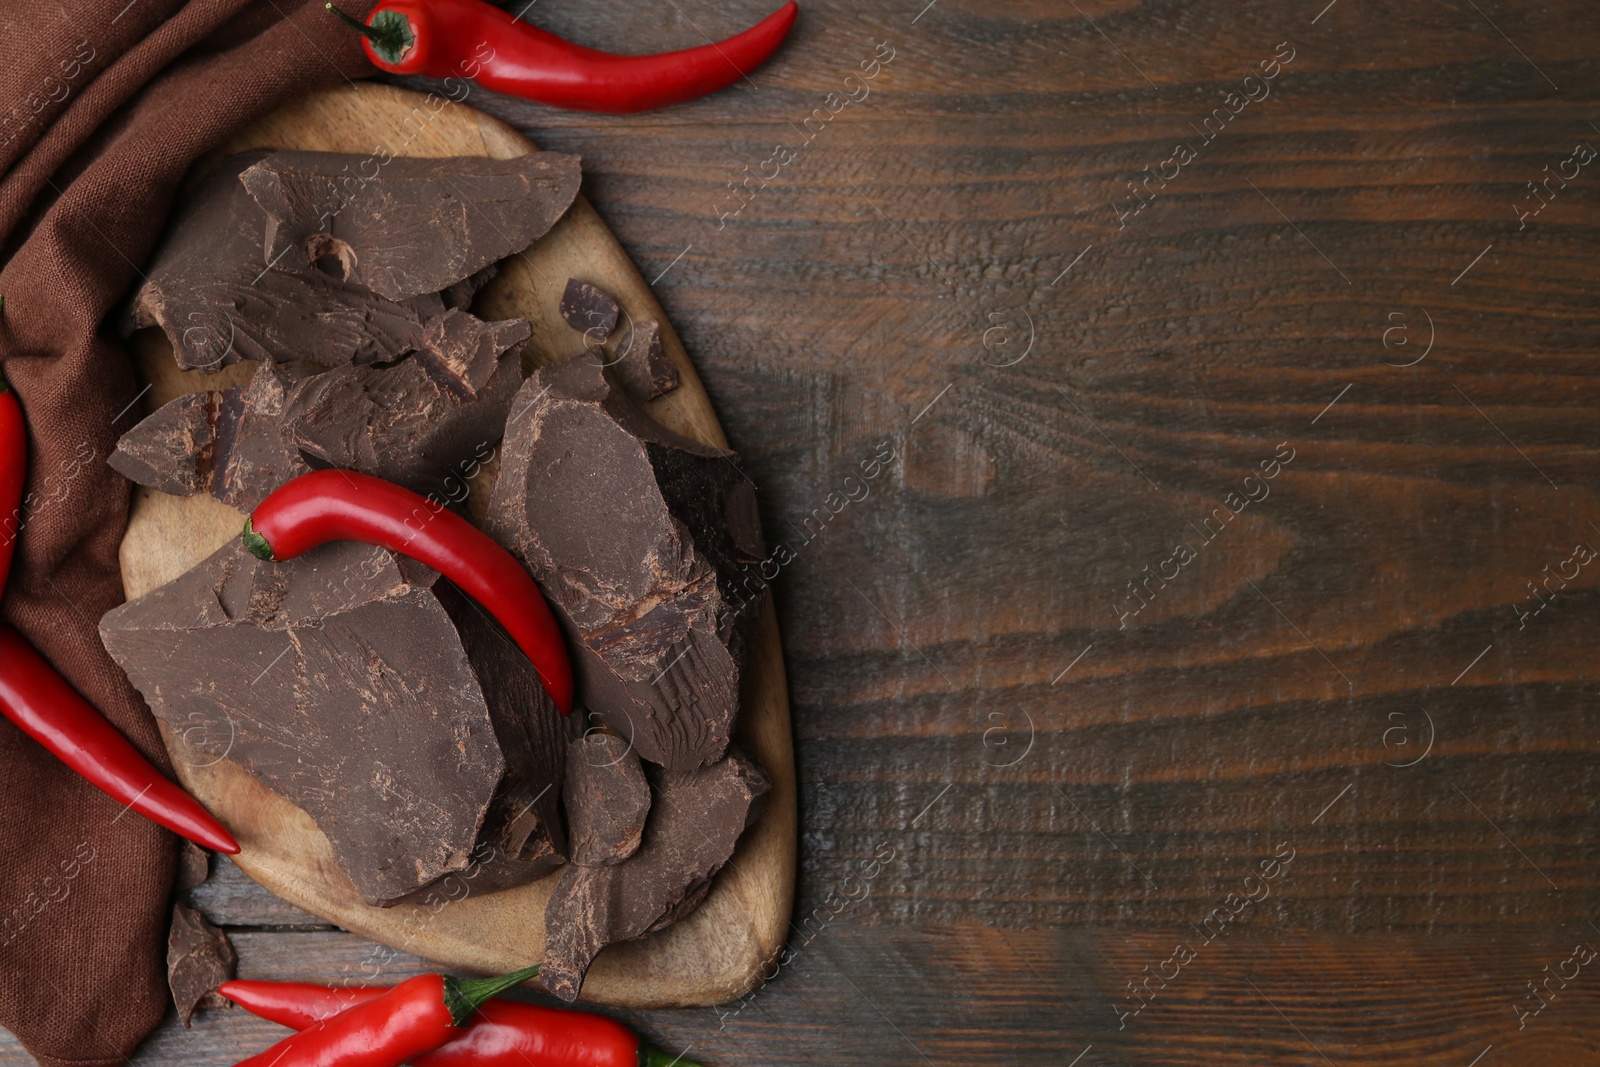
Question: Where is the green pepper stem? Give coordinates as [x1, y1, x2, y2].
[325, 4, 415, 66]
[442, 964, 543, 1028]
[641, 1045, 708, 1067]
[241, 519, 275, 562]
[325, 3, 382, 43]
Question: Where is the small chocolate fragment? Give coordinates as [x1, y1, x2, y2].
[211, 361, 315, 510]
[486, 360, 766, 770]
[108, 391, 215, 496]
[167, 901, 235, 1027]
[174, 841, 212, 894]
[240, 151, 582, 301]
[126, 151, 444, 370]
[608, 320, 679, 402]
[564, 734, 650, 866]
[560, 279, 620, 343]
[115, 314, 526, 509]
[101, 541, 567, 906]
[542, 752, 770, 1001]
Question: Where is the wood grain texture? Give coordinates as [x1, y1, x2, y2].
[1, 0, 1596, 1062]
[114, 83, 796, 1008]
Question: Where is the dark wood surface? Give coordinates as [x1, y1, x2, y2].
[6, 0, 1600, 1063]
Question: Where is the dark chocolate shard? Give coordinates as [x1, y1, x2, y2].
[211, 361, 315, 511]
[167, 901, 235, 1027]
[116, 314, 526, 509]
[564, 733, 650, 866]
[108, 391, 216, 496]
[174, 840, 212, 894]
[608, 320, 679, 402]
[288, 311, 528, 492]
[486, 359, 766, 770]
[240, 151, 582, 301]
[126, 151, 444, 370]
[542, 751, 770, 1001]
[101, 540, 566, 907]
[560, 279, 619, 343]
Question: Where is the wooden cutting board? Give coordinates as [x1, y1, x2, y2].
[115, 83, 795, 1008]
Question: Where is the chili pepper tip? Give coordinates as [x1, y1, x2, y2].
[441, 963, 542, 1028]
[241, 519, 276, 562]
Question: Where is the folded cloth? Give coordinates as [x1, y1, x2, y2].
[0, 3, 371, 1064]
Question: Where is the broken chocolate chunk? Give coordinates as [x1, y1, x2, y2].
[486, 359, 766, 770]
[107, 391, 215, 497]
[287, 311, 528, 491]
[212, 361, 316, 510]
[126, 151, 446, 370]
[115, 314, 526, 509]
[240, 151, 582, 301]
[101, 540, 567, 906]
[607, 320, 679, 402]
[542, 751, 769, 1001]
[560, 279, 619, 343]
[564, 733, 650, 866]
[174, 841, 212, 894]
[167, 901, 235, 1027]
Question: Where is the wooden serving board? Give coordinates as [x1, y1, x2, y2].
[116, 83, 795, 1008]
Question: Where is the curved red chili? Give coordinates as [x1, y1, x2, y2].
[0, 625, 239, 854]
[220, 980, 697, 1067]
[230, 966, 542, 1067]
[0, 362, 25, 598]
[243, 469, 573, 714]
[327, 0, 799, 114]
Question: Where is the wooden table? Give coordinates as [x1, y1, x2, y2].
[6, 1, 1599, 1063]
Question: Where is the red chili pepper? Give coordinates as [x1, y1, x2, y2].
[242, 469, 573, 714]
[0, 360, 25, 599]
[0, 625, 239, 854]
[220, 980, 699, 1067]
[326, 0, 798, 114]
[229, 966, 543, 1067]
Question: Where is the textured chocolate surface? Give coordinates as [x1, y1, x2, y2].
[100, 541, 566, 906]
[564, 733, 651, 867]
[542, 751, 770, 1001]
[559, 278, 620, 342]
[113, 315, 525, 509]
[608, 320, 679, 402]
[166, 902, 235, 1028]
[486, 359, 766, 769]
[126, 152, 443, 370]
[241, 151, 581, 301]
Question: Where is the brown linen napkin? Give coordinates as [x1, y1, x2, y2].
[0, 3, 372, 1064]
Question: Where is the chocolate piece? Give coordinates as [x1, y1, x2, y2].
[608, 320, 679, 401]
[101, 540, 567, 906]
[240, 151, 582, 301]
[113, 361, 311, 512]
[127, 151, 444, 370]
[174, 841, 212, 894]
[564, 734, 650, 866]
[486, 360, 766, 770]
[107, 391, 215, 496]
[541, 752, 769, 1001]
[167, 901, 235, 1027]
[115, 314, 526, 509]
[560, 279, 619, 343]
[287, 311, 528, 492]
[212, 361, 316, 510]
